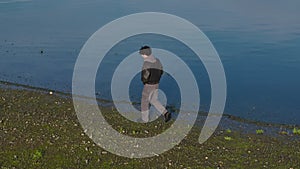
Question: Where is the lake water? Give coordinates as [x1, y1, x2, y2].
[0, 0, 300, 125]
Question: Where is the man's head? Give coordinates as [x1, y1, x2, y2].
[139, 46, 152, 57]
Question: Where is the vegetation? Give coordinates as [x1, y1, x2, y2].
[224, 136, 233, 141]
[225, 129, 232, 133]
[256, 129, 264, 135]
[293, 127, 300, 135]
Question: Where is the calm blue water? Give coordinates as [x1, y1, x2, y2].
[1, 0, 300, 125]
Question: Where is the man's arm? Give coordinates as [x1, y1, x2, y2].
[142, 69, 150, 84]
[158, 59, 163, 76]
[141, 62, 151, 84]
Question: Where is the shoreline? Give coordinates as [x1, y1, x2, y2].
[1, 80, 299, 130]
[1, 81, 300, 168]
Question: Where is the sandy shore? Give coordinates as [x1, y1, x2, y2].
[0, 82, 299, 168]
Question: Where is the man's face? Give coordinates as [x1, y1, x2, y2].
[140, 54, 148, 59]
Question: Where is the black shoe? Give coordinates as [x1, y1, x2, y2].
[164, 112, 171, 123]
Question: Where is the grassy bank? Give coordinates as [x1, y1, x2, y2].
[0, 87, 300, 169]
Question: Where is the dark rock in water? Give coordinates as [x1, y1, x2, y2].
[40, 50, 44, 54]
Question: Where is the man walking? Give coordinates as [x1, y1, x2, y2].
[139, 45, 171, 123]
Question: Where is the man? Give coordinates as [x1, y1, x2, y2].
[139, 45, 171, 123]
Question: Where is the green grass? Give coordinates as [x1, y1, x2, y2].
[33, 150, 43, 161]
[256, 129, 264, 134]
[279, 130, 288, 135]
[225, 129, 232, 133]
[293, 127, 300, 135]
[224, 136, 233, 141]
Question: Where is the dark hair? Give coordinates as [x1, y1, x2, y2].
[139, 45, 152, 56]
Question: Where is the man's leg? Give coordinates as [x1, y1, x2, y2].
[149, 84, 167, 115]
[141, 84, 151, 122]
